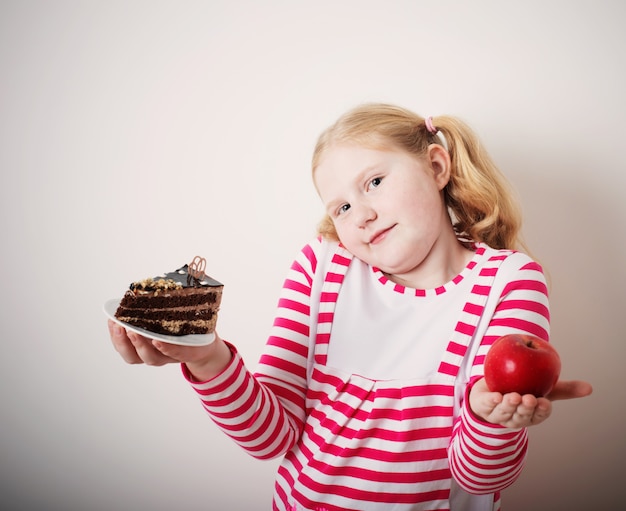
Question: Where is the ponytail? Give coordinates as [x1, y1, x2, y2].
[433, 116, 523, 250]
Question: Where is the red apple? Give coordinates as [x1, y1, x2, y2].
[484, 334, 561, 397]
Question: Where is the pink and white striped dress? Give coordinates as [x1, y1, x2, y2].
[184, 238, 550, 510]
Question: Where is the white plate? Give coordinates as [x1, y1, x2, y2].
[103, 298, 215, 346]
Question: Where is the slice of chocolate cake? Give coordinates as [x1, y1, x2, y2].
[115, 257, 223, 336]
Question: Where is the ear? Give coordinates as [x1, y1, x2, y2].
[427, 144, 451, 190]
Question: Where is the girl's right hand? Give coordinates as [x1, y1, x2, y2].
[107, 319, 233, 381]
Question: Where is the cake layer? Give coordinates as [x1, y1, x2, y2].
[115, 305, 216, 321]
[118, 289, 220, 309]
[116, 316, 216, 336]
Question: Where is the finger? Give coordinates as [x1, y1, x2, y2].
[499, 392, 523, 413]
[530, 398, 552, 425]
[547, 380, 593, 401]
[486, 392, 535, 427]
[108, 320, 143, 364]
[468, 378, 503, 420]
[151, 340, 187, 363]
[519, 393, 539, 409]
[152, 340, 217, 366]
[126, 331, 174, 366]
[512, 394, 541, 424]
[486, 395, 520, 424]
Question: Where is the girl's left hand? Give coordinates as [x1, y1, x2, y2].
[468, 377, 592, 428]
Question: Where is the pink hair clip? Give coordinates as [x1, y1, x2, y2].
[425, 116, 437, 134]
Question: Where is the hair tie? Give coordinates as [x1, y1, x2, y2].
[425, 116, 437, 134]
[424, 117, 439, 135]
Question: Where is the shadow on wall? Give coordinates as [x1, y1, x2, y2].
[500, 149, 625, 510]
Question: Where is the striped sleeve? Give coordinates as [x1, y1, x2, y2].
[449, 254, 550, 494]
[182, 239, 322, 460]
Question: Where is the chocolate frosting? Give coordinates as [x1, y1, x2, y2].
[162, 264, 222, 288]
[129, 264, 222, 292]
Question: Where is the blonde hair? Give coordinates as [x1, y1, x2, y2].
[312, 103, 525, 251]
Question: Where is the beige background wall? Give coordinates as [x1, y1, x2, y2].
[1, 1, 623, 509]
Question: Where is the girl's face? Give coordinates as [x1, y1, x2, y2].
[314, 143, 463, 288]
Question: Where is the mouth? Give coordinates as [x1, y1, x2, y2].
[369, 225, 395, 245]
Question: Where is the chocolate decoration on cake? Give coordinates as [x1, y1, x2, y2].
[188, 256, 207, 284]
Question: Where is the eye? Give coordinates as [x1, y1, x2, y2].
[368, 177, 382, 190]
[337, 203, 351, 216]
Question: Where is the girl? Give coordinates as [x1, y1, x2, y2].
[109, 103, 592, 511]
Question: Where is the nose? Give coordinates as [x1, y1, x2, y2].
[353, 202, 377, 228]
